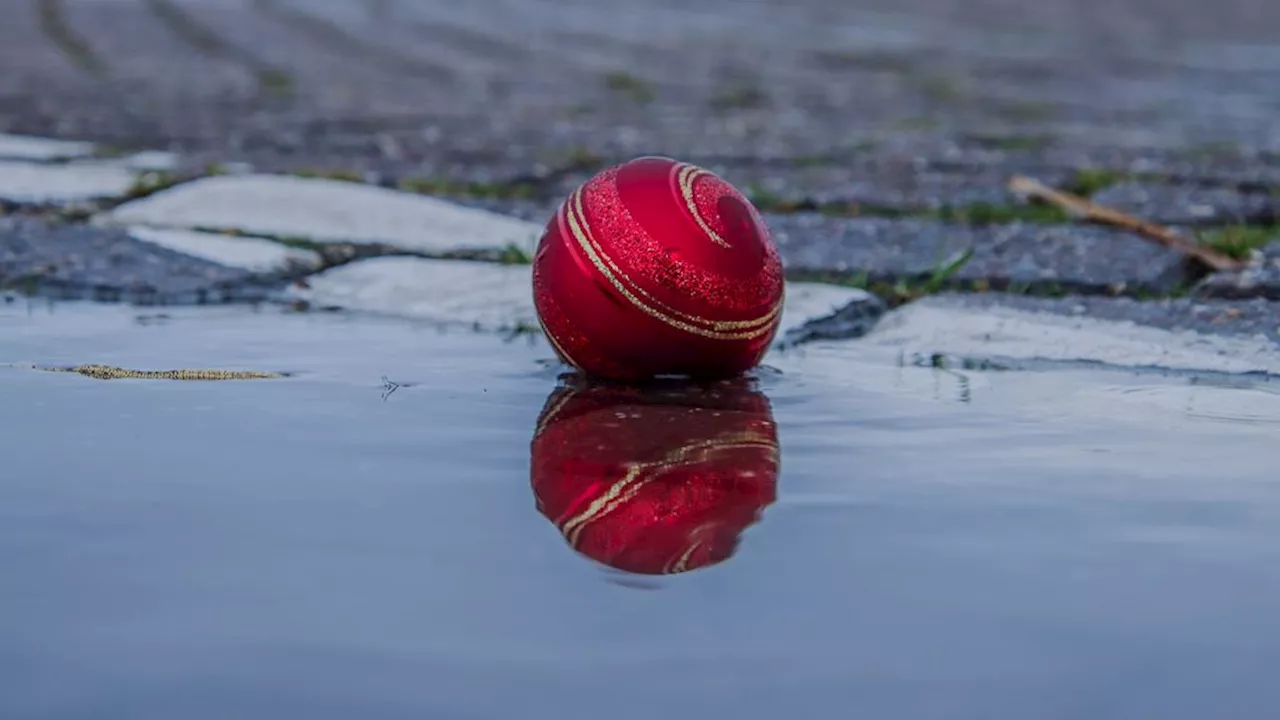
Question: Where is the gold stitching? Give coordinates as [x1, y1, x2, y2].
[565, 188, 781, 341]
[676, 164, 732, 249]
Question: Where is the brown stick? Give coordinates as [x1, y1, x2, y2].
[1008, 174, 1245, 272]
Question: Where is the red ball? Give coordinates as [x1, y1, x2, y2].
[532, 156, 785, 381]
[530, 377, 779, 576]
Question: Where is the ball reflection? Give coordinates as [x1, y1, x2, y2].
[530, 375, 779, 576]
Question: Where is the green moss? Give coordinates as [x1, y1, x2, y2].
[1176, 141, 1242, 161]
[929, 201, 1069, 225]
[256, 68, 296, 98]
[91, 143, 141, 159]
[124, 171, 182, 199]
[274, 235, 324, 251]
[497, 243, 532, 265]
[791, 154, 827, 167]
[787, 249, 974, 308]
[920, 248, 975, 294]
[397, 177, 534, 200]
[888, 117, 942, 132]
[293, 168, 364, 183]
[916, 75, 969, 104]
[561, 146, 606, 169]
[1067, 167, 1126, 196]
[745, 185, 784, 209]
[603, 72, 654, 104]
[710, 83, 770, 111]
[1196, 226, 1278, 261]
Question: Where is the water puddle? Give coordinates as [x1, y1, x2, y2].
[3, 300, 1279, 719]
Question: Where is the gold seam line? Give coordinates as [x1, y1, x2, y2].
[533, 388, 578, 440]
[566, 189, 781, 341]
[532, 207, 588, 379]
[538, 307, 584, 373]
[569, 187, 780, 333]
[665, 534, 707, 574]
[676, 164, 731, 248]
[667, 517, 731, 574]
[557, 433, 778, 546]
[562, 465, 645, 546]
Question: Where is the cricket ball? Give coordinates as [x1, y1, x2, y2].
[532, 156, 785, 381]
[530, 377, 779, 575]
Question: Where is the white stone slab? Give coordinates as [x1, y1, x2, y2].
[286, 257, 539, 331]
[0, 160, 138, 204]
[776, 282, 877, 339]
[100, 174, 543, 255]
[122, 150, 181, 172]
[859, 299, 1280, 376]
[286, 255, 872, 342]
[127, 227, 323, 275]
[0, 133, 95, 162]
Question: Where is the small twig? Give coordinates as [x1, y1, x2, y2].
[32, 364, 282, 380]
[1008, 175, 1245, 272]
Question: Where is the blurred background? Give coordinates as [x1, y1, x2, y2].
[2, 0, 1277, 168]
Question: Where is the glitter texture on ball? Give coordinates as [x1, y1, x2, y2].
[532, 156, 785, 381]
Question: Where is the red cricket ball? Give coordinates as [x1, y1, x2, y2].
[530, 377, 779, 576]
[532, 156, 785, 381]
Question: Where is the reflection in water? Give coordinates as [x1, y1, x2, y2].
[530, 375, 779, 576]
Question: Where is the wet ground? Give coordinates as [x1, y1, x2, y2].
[4, 301, 1280, 719]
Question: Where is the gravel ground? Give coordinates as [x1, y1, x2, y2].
[768, 215, 1192, 294]
[1092, 182, 1280, 226]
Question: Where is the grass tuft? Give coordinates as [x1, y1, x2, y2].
[1196, 226, 1278, 261]
[603, 72, 655, 104]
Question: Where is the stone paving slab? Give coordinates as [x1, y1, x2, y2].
[922, 292, 1280, 345]
[98, 174, 544, 255]
[0, 218, 270, 303]
[0, 133, 96, 162]
[285, 255, 878, 342]
[768, 215, 1191, 294]
[126, 226, 322, 276]
[1195, 241, 1280, 300]
[0, 159, 138, 205]
[860, 293, 1280, 376]
[1092, 182, 1280, 226]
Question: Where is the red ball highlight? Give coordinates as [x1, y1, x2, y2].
[532, 156, 785, 381]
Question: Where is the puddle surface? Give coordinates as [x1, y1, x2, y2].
[3, 300, 1280, 719]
